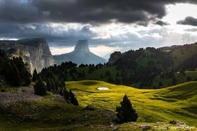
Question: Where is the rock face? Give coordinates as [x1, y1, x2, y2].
[0, 38, 54, 73]
[108, 51, 122, 65]
[53, 40, 107, 65]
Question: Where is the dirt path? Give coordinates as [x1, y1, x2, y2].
[0, 86, 42, 103]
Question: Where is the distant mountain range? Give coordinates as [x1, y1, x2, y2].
[53, 40, 107, 65]
[0, 38, 107, 72]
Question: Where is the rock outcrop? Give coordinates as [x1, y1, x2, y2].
[0, 38, 54, 73]
[53, 40, 107, 65]
[108, 51, 122, 65]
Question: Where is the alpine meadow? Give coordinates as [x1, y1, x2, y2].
[1, 0, 197, 131]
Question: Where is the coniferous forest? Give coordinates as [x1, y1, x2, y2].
[0, 50, 31, 87]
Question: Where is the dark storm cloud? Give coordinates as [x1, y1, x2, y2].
[155, 20, 169, 26]
[0, 0, 41, 23]
[177, 16, 197, 26]
[1, 0, 197, 52]
[32, 0, 195, 24]
[0, 0, 194, 24]
[0, 22, 95, 46]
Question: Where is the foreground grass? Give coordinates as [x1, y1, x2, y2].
[0, 80, 197, 130]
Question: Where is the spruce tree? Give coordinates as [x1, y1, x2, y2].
[32, 69, 38, 82]
[11, 64, 21, 86]
[46, 79, 52, 91]
[63, 88, 70, 102]
[70, 89, 79, 106]
[116, 94, 138, 123]
[34, 77, 47, 96]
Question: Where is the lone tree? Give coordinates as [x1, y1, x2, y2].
[34, 78, 47, 96]
[116, 94, 138, 123]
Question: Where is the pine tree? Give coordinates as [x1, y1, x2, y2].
[32, 69, 38, 82]
[46, 79, 52, 91]
[34, 77, 47, 96]
[63, 88, 70, 102]
[23, 71, 31, 86]
[59, 80, 65, 95]
[116, 94, 138, 123]
[12, 64, 21, 86]
[69, 89, 79, 106]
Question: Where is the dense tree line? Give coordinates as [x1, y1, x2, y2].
[35, 63, 79, 106]
[40, 61, 77, 81]
[110, 47, 175, 87]
[0, 50, 31, 86]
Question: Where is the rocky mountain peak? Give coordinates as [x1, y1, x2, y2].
[53, 40, 107, 65]
[74, 40, 90, 52]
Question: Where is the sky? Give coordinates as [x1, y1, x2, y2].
[1, 0, 197, 59]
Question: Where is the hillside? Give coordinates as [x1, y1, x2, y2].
[66, 80, 197, 125]
[161, 42, 197, 66]
[0, 80, 196, 130]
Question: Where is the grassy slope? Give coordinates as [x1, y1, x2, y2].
[0, 80, 197, 130]
[67, 80, 197, 125]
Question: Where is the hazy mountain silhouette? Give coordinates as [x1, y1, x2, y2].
[53, 40, 107, 65]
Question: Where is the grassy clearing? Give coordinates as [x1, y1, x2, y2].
[0, 80, 197, 130]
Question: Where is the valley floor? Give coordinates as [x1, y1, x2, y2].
[0, 80, 197, 131]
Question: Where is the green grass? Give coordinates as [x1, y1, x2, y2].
[67, 80, 197, 125]
[0, 80, 197, 130]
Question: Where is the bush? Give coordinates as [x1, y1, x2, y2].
[169, 120, 176, 124]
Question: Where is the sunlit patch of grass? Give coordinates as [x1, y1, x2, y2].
[67, 80, 197, 126]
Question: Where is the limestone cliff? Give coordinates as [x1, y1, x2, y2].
[0, 38, 54, 73]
